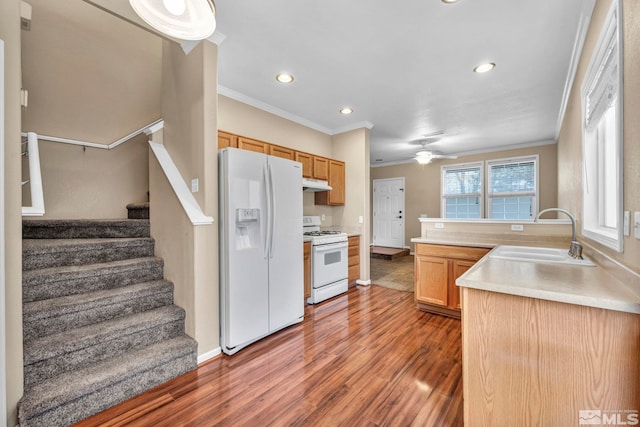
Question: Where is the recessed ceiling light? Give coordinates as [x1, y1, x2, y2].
[275, 73, 294, 83]
[441, 0, 459, 3]
[339, 107, 353, 115]
[474, 62, 496, 73]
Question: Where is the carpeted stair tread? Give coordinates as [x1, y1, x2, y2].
[23, 219, 150, 239]
[23, 237, 155, 271]
[23, 280, 174, 343]
[22, 256, 164, 302]
[126, 202, 149, 219]
[24, 305, 186, 386]
[19, 334, 197, 427]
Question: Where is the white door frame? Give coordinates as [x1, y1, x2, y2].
[0, 39, 7, 423]
[372, 177, 405, 248]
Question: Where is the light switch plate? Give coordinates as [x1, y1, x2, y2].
[191, 178, 199, 193]
[435, 222, 444, 229]
[623, 211, 630, 236]
[511, 224, 524, 232]
[635, 212, 640, 240]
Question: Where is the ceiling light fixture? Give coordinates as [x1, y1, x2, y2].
[474, 62, 496, 73]
[415, 151, 433, 165]
[129, 0, 216, 41]
[339, 107, 353, 115]
[275, 73, 294, 83]
[441, 0, 459, 3]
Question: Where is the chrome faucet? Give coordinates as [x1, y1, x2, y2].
[534, 208, 583, 260]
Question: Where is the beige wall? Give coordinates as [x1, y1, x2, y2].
[21, 0, 161, 218]
[371, 144, 558, 251]
[151, 40, 218, 356]
[332, 128, 371, 282]
[1, 0, 24, 424]
[217, 95, 338, 223]
[557, 0, 640, 274]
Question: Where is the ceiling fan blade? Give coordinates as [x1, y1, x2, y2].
[431, 154, 458, 159]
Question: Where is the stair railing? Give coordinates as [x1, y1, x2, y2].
[20, 119, 164, 150]
[22, 132, 45, 216]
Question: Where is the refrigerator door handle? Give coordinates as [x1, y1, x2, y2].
[269, 163, 277, 259]
[263, 163, 271, 259]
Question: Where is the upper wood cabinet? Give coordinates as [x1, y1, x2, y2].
[237, 137, 269, 154]
[218, 131, 238, 149]
[414, 243, 489, 318]
[218, 130, 347, 205]
[295, 152, 313, 178]
[313, 157, 329, 180]
[269, 145, 295, 160]
[315, 160, 345, 206]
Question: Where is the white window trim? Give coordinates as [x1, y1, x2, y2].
[580, 0, 624, 253]
[486, 155, 539, 220]
[441, 161, 484, 218]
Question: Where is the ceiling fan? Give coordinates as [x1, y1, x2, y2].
[410, 131, 458, 164]
[414, 149, 458, 164]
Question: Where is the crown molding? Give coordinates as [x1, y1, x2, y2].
[370, 139, 556, 167]
[332, 121, 374, 135]
[554, 0, 595, 140]
[218, 86, 376, 136]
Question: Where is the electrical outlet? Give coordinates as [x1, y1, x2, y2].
[358, 215, 364, 224]
[191, 178, 199, 193]
[321, 214, 326, 221]
[635, 212, 640, 240]
[511, 224, 524, 232]
[435, 222, 444, 229]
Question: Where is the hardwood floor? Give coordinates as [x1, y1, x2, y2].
[75, 285, 463, 427]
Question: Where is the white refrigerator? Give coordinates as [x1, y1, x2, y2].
[219, 148, 303, 355]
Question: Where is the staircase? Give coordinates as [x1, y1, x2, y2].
[19, 204, 198, 427]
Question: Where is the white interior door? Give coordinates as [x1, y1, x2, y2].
[373, 177, 405, 248]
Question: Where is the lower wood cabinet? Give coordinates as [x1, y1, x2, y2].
[348, 236, 360, 284]
[414, 243, 489, 318]
[303, 241, 311, 299]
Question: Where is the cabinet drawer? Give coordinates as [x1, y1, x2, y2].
[415, 243, 489, 261]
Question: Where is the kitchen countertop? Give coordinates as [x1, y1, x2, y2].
[456, 246, 640, 314]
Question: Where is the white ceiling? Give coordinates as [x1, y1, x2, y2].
[214, 0, 593, 165]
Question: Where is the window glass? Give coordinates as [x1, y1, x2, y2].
[487, 157, 538, 220]
[441, 163, 483, 219]
[581, 0, 623, 252]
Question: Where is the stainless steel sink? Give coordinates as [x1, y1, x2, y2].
[489, 245, 595, 267]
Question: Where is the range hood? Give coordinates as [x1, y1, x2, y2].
[302, 178, 332, 192]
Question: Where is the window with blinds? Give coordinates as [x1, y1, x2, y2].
[441, 162, 483, 218]
[487, 156, 538, 220]
[580, 0, 623, 252]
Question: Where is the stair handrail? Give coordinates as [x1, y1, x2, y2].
[20, 119, 164, 150]
[148, 141, 214, 226]
[22, 132, 45, 217]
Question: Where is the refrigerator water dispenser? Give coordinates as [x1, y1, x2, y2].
[235, 208, 260, 250]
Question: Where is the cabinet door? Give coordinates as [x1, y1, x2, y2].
[449, 259, 476, 310]
[295, 152, 313, 178]
[415, 255, 448, 307]
[218, 131, 238, 149]
[303, 242, 311, 299]
[348, 236, 360, 283]
[270, 145, 295, 160]
[313, 157, 329, 180]
[238, 137, 269, 154]
[314, 160, 345, 206]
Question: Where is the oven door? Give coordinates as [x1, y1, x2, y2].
[311, 241, 349, 288]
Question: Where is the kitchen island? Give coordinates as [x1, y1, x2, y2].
[457, 247, 640, 426]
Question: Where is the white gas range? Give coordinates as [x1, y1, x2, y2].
[303, 216, 349, 304]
